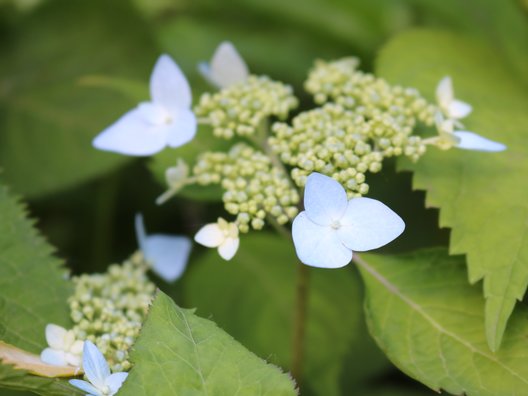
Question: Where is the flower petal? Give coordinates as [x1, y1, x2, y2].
[69, 379, 102, 396]
[218, 237, 239, 260]
[194, 224, 224, 248]
[40, 348, 68, 366]
[93, 109, 168, 156]
[150, 54, 192, 111]
[45, 324, 68, 350]
[143, 234, 192, 282]
[70, 340, 84, 355]
[436, 76, 453, 109]
[448, 100, 472, 119]
[82, 341, 110, 390]
[338, 197, 405, 252]
[105, 372, 129, 395]
[208, 41, 249, 89]
[165, 108, 197, 148]
[304, 172, 348, 226]
[292, 212, 352, 268]
[453, 131, 507, 152]
[65, 352, 82, 367]
[135, 213, 148, 253]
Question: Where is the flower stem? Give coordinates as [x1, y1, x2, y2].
[291, 260, 310, 387]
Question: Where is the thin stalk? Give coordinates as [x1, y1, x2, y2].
[291, 261, 310, 386]
[250, 118, 309, 386]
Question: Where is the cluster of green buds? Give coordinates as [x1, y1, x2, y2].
[270, 104, 378, 197]
[192, 143, 299, 232]
[68, 253, 156, 371]
[305, 57, 436, 128]
[194, 75, 298, 139]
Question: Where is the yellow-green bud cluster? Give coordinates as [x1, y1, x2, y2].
[69, 253, 156, 372]
[270, 103, 426, 197]
[305, 58, 436, 133]
[193, 143, 299, 231]
[195, 75, 298, 139]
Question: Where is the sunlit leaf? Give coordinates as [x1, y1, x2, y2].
[377, 29, 528, 351]
[0, 184, 79, 394]
[119, 291, 297, 395]
[357, 249, 528, 395]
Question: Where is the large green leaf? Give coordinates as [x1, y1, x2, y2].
[177, 0, 411, 65]
[119, 291, 297, 395]
[0, 185, 79, 395]
[184, 234, 389, 396]
[401, 0, 528, 85]
[0, 0, 158, 198]
[376, 29, 528, 351]
[357, 249, 528, 395]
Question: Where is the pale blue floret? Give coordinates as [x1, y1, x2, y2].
[92, 54, 196, 156]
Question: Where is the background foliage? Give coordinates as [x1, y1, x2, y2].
[0, 0, 526, 395]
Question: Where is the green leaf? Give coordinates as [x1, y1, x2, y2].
[356, 249, 528, 395]
[184, 233, 389, 396]
[376, 29, 528, 351]
[398, 0, 528, 85]
[0, 0, 158, 198]
[119, 291, 297, 395]
[176, 0, 412, 65]
[0, 184, 79, 395]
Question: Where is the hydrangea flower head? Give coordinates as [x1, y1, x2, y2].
[436, 76, 472, 120]
[40, 324, 83, 367]
[135, 213, 192, 282]
[93, 54, 196, 156]
[199, 41, 249, 89]
[435, 114, 506, 152]
[194, 218, 240, 260]
[156, 159, 190, 205]
[292, 173, 405, 268]
[69, 341, 128, 396]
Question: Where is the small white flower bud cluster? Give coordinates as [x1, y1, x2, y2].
[195, 75, 298, 139]
[304, 58, 436, 134]
[193, 143, 299, 231]
[69, 252, 156, 372]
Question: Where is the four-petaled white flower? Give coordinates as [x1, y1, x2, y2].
[93, 54, 196, 156]
[69, 341, 128, 396]
[194, 218, 240, 260]
[292, 173, 405, 268]
[199, 41, 249, 89]
[135, 213, 192, 282]
[435, 113, 506, 152]
[155, 159, 190, 205]
[436, 76, 473, 121]
[40, 324, 84, 367]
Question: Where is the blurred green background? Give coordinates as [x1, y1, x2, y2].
[0, 0, 526, 394]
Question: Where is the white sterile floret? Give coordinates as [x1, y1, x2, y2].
[292, 173, 405, 268]
[93, 54, 196, 156]
[436, 76, 472, 120]
[194, 218, 240, 260]
[40, 324, 84, 367]
[135, 213, 192, 282]
[156, 159, 190, 205]
[198, 41, 249, 89]
[69, 341, 128, 396]
[435, 114, 506, 152]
